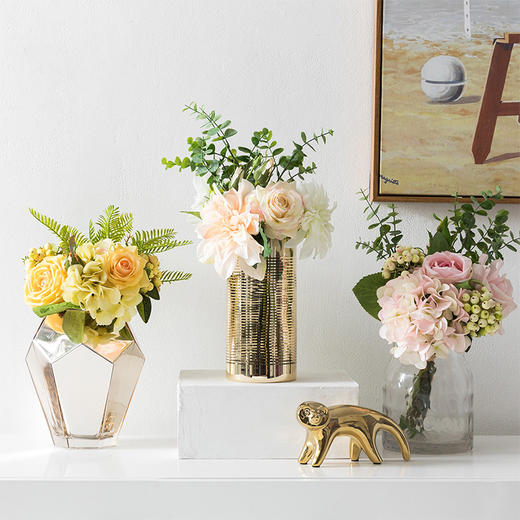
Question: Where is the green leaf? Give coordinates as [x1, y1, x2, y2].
[146, 285, 160, 300]
[352, 272, 387, 320]
[33, 301, 81, 318]
[118, 325, 133, 341]
[259, 226, 272, 258]
[224, 128, 237, 138]
[62, 309, 85, 344]
[427, 230, 451, 254]
[181, 210, 201, 219]
[455, 280, 473, 290]
[137, 295, 152, 323]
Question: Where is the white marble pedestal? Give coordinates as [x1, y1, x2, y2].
[177, 370, 359, 459]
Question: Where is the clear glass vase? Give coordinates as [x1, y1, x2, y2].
[226, 240, 296, 382]
[26, 318, 145, 448]
[382, 354, 473, 454]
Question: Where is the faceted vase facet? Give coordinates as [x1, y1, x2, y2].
[26, 319, 145, 448]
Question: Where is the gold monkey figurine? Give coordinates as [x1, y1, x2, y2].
[297, 401, 410, 467]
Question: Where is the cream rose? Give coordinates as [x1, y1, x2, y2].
[24, 255, 67, 307]
[106, 245, 146, 289]
[256, 182, 304, 239]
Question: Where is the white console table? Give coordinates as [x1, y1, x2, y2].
[0, 436, 518, 520]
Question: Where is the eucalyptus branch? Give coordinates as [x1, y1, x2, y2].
[355, 188, 401, 260]
[164, 103, 333, 191]
[183, 103, 240, 165]
[428, 187, 515, 262]
[278, 129, 334, 178]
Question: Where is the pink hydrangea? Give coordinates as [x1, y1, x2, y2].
[472, 254, 516, 318]
[377, 271, 470, 368]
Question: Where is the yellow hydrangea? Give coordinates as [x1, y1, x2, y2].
[62, 251, 149, 333]
[62, 259, 122, 328]
[76, 242, 96, 263]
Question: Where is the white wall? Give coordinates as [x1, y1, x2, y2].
[1, 0, 518, 439]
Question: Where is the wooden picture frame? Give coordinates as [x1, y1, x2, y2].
[370, 0, 520, 203]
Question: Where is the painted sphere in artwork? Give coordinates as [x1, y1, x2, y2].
[421, 56, 466, 103]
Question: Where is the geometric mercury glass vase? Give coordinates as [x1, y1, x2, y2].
[26, 318, 144, 448]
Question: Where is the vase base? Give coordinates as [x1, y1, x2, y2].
[383, 432, 473, 454]
[225, 365, 296, 383]
[52, 436, 118, 449]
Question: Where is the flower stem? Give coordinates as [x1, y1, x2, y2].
[399, 360, 437, 438]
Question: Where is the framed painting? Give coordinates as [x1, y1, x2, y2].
[371, 0, 520, 202]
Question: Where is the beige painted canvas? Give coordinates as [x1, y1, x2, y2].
[373, 0, 520, 201]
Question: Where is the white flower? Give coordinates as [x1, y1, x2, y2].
[293, 182, 335, 259]
[191, 175, 212, 212]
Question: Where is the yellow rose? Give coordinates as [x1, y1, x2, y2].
[24, 255, 67, 307]
[106, 245, 146, 289]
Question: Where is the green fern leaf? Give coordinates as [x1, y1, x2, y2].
[60, 226, 87, 249]
[95, 205, 120, 240]
[90, 206, 134, 242]
[143, 239, 192, 254]
[88, 220, 97, 241]
[160, 270, 192, 283]
[110, 212, 133, 242]
[29, 209, 86, 253]
[29, 208, 65, 242]
[131, 229, 191, 254]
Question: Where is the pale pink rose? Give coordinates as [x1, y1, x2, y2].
[197, 180, 264, 279]
[256, 182, 304, 239]
[472, 254, 516, 318]
[421, 251, 472, 283]
[377, 271, 470, 369]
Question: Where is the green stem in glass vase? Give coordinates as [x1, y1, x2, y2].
[399, 359, 437, 438]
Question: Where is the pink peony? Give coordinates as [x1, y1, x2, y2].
[421, 251, 472, 284]
[472, 254, 516, 318]
[197, 180, 264, 279]
[377, 271, 470, 369]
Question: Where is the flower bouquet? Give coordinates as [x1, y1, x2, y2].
[353, 188, 519, 452]
[24, 206, 190, 447]
[164, 103, 336, 381]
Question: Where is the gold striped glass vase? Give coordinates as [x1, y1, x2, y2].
[226, 241, 296, 382]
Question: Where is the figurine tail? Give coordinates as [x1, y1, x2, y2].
[379, 417, 411, 461]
